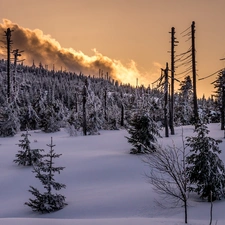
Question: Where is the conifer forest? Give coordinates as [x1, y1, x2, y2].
[1, 23, 224, 139]
[0, 54, 222, 138]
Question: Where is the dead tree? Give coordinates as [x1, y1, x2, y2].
[12, 49, 24, 93]
[191, 21, 199, 123]
[4, 28, 13, 101]
[82, 79, 87, 136]
[221, 71, 225, 131]
[120, 103, 124, 127]
[164, 63, 169, 137]
[169, 27, 178, 135]
[104, 87, 108, 121]
[175, 22, 199, 125]
[144, 136, 189, 223]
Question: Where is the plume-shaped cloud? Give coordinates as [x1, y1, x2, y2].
[0, 19, 159, 86]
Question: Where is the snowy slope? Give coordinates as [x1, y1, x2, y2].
[0, 123, 225, 225]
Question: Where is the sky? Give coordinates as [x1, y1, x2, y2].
[0, 0, 225, 97]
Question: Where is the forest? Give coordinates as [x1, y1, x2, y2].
[0, 56, 222, 138]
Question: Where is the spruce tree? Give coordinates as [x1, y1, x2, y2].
[19, 103, 40, 131]
[25, 137, 67, 213]
[85, 81, 103, 135]
[213, 70, 225, 130]
[0, 103, 20, 137]
[176, 76, 193, 125]
[126, 110, 161, 154]
[186, 122, 225, 201]
[14, 129, 43, 166]
[65, 109, 81, 136]
[39, 103, 61, 133]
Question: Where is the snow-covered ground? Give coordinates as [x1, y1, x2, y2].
[0, 123, 225, 225]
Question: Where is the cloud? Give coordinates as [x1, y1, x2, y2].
[0, 19, 159, 87]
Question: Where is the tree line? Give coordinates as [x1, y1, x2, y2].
[0, 58, 221, 137]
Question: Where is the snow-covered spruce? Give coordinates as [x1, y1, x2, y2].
[175, 75, 193, 125]
[65, 109, 82, 136]
[85, 79, 103, 135]
[14, 129, 43, 166]
[25, 137, 67, 213]
[126, 110, 161, 154]
[38, 102, 61, 133]
[186, 122, 225, 201]
[0, 102, 20, 137]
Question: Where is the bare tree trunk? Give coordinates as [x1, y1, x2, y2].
[184, 198, 188, 224]
[5, 28, 13, 101]
[169, 27, 175, 135]
[82, 82, 87, 136]
[221, 72, 225, 130]
[191, 21, 199, 123]
[164, 63, 169, 137]
[104, 88, 108, 121]
[209, 191, 213, 225]
[120, 103, 124, 126]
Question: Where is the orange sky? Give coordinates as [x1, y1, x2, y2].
[0, 0, 225, 97]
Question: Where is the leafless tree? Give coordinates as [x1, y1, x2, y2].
[143, 137, 189, 223]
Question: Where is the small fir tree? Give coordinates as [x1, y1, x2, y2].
[14, 129, 43, 166]
[126, 111, 161, 154]
[186, 122, 225, 201]
[25, 137, 67, 213]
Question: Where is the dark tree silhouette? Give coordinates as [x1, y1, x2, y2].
[25, 137, 67, 213]
[14, 129, 43, 166]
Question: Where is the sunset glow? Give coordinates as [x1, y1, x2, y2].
[0, 0, 225, 96]
[0, 19, 160, 87]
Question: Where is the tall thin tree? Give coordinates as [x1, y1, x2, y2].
[191, 21, 199, 123]
[4, 28, 13, 101]
[164, 63, 169, 137]
[169, 27, 178, 135]
[12, 49, 24, 93]
[82, 78, 87, 135]
[221, 71, 225, 130]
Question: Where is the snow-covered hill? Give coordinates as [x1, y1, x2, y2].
[0, 123, 225, 225]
